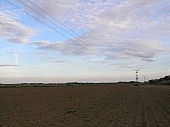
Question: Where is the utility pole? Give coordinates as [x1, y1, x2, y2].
[143, 76, 145, 83]
[134, 70, 139, 82]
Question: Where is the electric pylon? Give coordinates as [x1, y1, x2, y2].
[134, 70, 139, 82]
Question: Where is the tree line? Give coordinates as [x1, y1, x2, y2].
[149, 75, 170, 85]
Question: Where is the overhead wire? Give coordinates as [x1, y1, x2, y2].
[5, 0, 123, 66]
[5, 0, 105, 59]
[20, 0, 116, 63]
[22, 0, 123, 65]
[26, 0, 113, 59]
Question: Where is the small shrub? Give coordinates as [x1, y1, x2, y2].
[134, 84, 140, 86]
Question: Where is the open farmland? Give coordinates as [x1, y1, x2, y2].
[0, 84, 170, 127]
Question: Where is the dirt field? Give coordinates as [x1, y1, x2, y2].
[0, 84, 170, 127]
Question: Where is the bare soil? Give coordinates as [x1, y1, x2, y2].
[0, 84, 170, 127]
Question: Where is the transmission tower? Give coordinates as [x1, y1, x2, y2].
[143, 76, 145, 83]
[134, 70, 139, 82]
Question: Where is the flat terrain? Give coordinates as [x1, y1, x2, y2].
[0, 84, 170, 127]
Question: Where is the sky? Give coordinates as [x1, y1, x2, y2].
[0, 0, 170, 83]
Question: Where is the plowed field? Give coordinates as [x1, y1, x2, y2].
[0, 84, 170, 127]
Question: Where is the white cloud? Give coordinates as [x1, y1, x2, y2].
[141, 58, 155, 62]
[3, 0, 170, 64]
[37, 41, 97, 56]
[30, 41, 50, 46]
[31, 51, 50, 55]
[0, 11, 35, 43]
[14, 52, 19, 65]
[52, 60, 67, 63]
[2, 51, 21, 66]
[124, 50, 155, 59]
[0, 64, 21, 67]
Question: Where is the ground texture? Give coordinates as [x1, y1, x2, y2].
[0, 84, 170, 127]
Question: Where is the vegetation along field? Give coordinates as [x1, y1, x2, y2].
[0, 84, 170, 127]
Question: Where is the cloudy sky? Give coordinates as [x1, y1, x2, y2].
[0, 0, 170, 83]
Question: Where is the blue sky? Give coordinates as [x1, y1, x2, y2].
[0, 0, 170, 83]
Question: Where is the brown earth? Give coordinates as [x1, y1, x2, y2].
[0, 84, 170, 127]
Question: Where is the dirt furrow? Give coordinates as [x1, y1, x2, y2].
[143, 88, 160, 126]
[147, 88, 170, 126]
[109, 88, 139, 127]
[105, 91, 129, 126]
[133, 91, 139, 126]
[140, 89, 148, 127]
[1, 85, 170, 127]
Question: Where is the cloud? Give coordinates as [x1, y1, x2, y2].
[31, 51, 50, 55]
[124, 50, 156, 59]
[5, 51, 20, 65]
[26, 0, 111, 29]
[81, 56, 106, 64]
[40, 57, 54, 60]
[29, 41, 50, 46]
[52, 60, 67, 63]
[5, 0, 170, 64]
[0, 64, 21, 67]
[0, 11, 35, 43]
[117, 59, 151, 69]
[37, 41, 97, 56]
[141, 58, 155, 62]
[14, 52, 19, 65]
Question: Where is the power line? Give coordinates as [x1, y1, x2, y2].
[17, 0, 110, 59]
[5, 0, 106, 59]
[5, 0, 122, 66]
[21, 0, 121, 64]
[26, 0, 113, 59]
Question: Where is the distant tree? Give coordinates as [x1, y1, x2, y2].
[164, 75, 170, 80]
[160, 78, 164, 82]
[149, 80, 155, 84]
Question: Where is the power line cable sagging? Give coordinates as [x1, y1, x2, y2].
[5, 0, 121, 65]
[23, 0, 115, 61]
